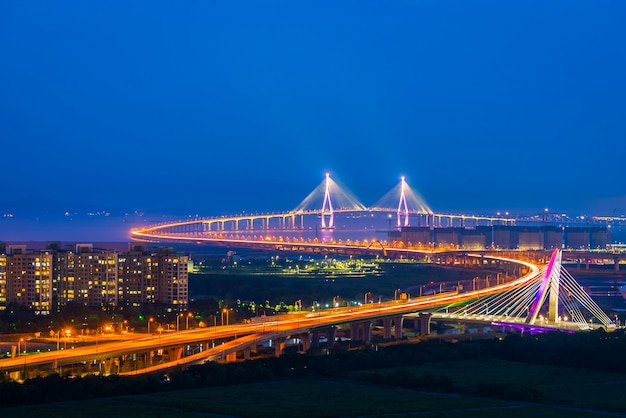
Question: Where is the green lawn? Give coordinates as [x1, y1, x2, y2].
[354, 359, 626, 414]
[1, 376, 620, 418]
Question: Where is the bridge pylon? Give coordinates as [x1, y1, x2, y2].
[437, 248, 614, 330]
[527, 249, 561, 325]
[397, 176, 410, 228]
[321, 172, 334, 229]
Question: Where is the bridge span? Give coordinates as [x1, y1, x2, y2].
[131, 173, 516, 242]
[131, 209, 515, 240]
[130, 213, 519, 258]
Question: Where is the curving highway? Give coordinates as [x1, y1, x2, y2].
[0, 254, 541, 376]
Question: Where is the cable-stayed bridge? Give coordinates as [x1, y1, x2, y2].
[292, 173, 512, 229]
[431, 249, 614, 332]
[131, 173, 516, 244]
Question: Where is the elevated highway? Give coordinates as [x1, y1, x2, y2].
[0, 254, 541, 377]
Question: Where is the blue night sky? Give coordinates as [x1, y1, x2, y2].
[2, 1, 625, 217]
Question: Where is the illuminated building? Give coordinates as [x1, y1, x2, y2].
[0, 243, 188, 313]
[0, 251, 6, 310]
[390, 225, 608, 250]
[4, 245, 52, 314]
[118, 244, 157, 307]
[55, 244, 118, 309]
[156, 247, 189, 309]
[116, 244, 188, 309]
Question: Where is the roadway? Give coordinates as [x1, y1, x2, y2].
[0, 254, 541, 375]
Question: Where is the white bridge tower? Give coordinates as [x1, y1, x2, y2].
[321, 172, 334, 229]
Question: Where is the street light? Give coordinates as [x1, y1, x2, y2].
[364, 292, 372, 304]
[64, 329, 71, 350]
[157, 325, 163, 348]
[187, 312, 193, 330]
[176, 313, 182, 331]
[222, 308, 230, 326]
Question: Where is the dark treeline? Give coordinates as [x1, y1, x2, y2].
[1, 328, 625, 407]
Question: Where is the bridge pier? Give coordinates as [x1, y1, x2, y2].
[311, 326, 337, 348]
[383, 316, 404, 339]
[311, 329, 320, 349]
[364, 321, 372, 342]
[418, 313, 432, 335]
[327, 326, 337, 346]
[297, 333, 311, 352]
[349, 321, 372, 342]
[166, 347, 184, 362]
[274, 338, 285, 358]
[350, 323, 359, 341]
[615, 256, 620, 273]
[394, 317, 404, 340]
[383, 318, 392, 339]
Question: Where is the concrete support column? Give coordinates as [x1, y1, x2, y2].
[226, 352, 237, 362]
[299, 333, 311, 353]
[167, 347, 183, 362]
[311, 330, 321, 349]
[326, 326, 337, 346]
[362, 321, 372, 343]
[394, 316, 405, 340]
[350, 323, 360, 341]
[244, 347, 251, 360]
[383, 318, 392, 339]
[419, 313, 432, 335]
[615, 257, 620, 273]
[274, 338, 285, 358]
[586, 259, 590, 270]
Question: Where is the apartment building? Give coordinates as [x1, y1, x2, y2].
[3, 245, 52, 314]
[0, 243, 188, 313]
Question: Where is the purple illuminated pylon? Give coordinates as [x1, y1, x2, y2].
[526, 249, 561, 324]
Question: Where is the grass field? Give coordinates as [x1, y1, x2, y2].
[353, 358, 626, 414]
[3, 363, 625, 418]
